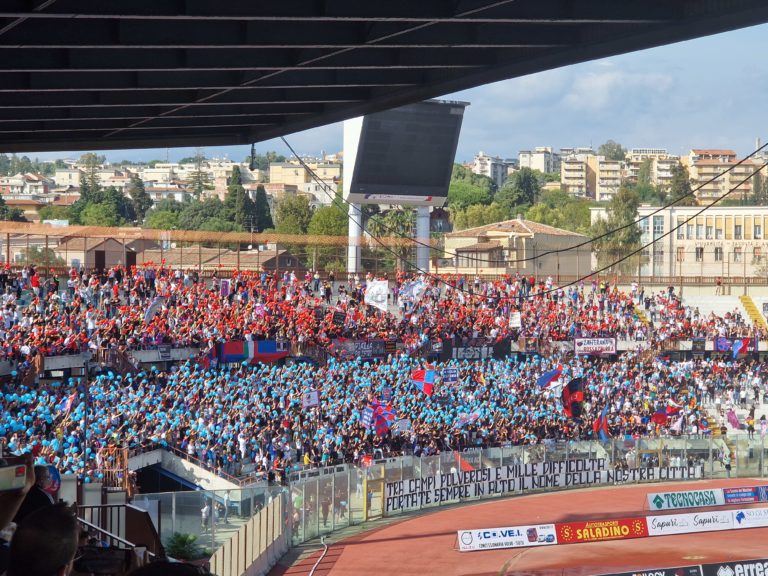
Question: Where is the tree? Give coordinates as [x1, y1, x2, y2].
[79, 202, 125, 227]
[637, 159, 653, 187]
[496, 167, 540, 217]
[448, 179, 493, 207]
[20, 246, 65, 267]
[447, 164, 495, 208]
[199, 218, 243, 233]
[252, 185, 273, 231]
[0, 196, 26, 222]
[153, 199, 184, 213]
[668, 163, 697, 206]
[126, 176, 153, 221]
[223, 166, 258, 229]
[38, 205, 72, 222]
[751, 171, 768, 205]
[187, 152, 213, 198]
[177, 198, 227, 230]
[273, 195, 313, 234]
[597, 140, 626, 161]
[144, 210, 180, 230]
[450, 203, 506, 231]
[590, 186, 642, 273]
[308, 205, 348, 237]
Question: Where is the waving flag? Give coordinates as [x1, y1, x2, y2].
[727, 408, 741, 429]
[143, 295, 165, 323]
[666, 399, 682, 415]
[593, 403, 611, 440]
[453, 451, 476, 472]
[561, 378, 584, 419]
[651, 410, 668, 425]
[364, 280, 389, 312]
[370, 401, 396, 436]
[454, 412, 481, 429]
[411, 369, 435, 396]
[732, 338, 751, 359]
[57, 393, 76, 414]
[537, 365, 562, 389]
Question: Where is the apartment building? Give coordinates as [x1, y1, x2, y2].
[518, 147, 560, 174]
[472, 151, 509, 188]
[591, 157, 624, 202]
[0, 173, 54, 195]
[682, 149, 758, 202]
[591, 205, 768, 278]
[624, 148, 680, 190]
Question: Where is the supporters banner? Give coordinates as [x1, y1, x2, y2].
[509, 311, 522, 328]
[646, 510, 734, 536]
[441, 337, 513, 362]
[301, 390, 320, 409]
[458, 523, 557, 552]
[574, 338, 616, 355]
[442, 368, 459, 383]
[556, 517, 648, 544]
[691, 338, 706, 354]
[384, 458, 702, 513]
[647, 488, 725, 511]
[332, 339, 389, 360]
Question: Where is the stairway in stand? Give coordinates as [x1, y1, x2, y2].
[739, 295, 768, 331]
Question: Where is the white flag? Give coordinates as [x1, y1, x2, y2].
[364, 280, 389, 312]
[509, 311, 522, 328]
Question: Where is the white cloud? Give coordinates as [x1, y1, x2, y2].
[563, 70, 674, 111]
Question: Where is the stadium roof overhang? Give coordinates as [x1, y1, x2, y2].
[2, 0, 768, 153]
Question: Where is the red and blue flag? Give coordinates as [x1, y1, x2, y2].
[732, 338, 751, 359]
[561, 378, 584, 419]
[411, 369, 435, 396]
[370, 400, 396, 436]
[57, 393, 76, 414]
[593, 403, 611, 440]
[537, 365, 562, 389]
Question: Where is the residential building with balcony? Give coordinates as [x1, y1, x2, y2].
[682, 148, 759, 202]
[624, 148, 680, 190]
[518, 147, 561, 174]
[592, 156, 624, 201]
[472, 151, 509, 188]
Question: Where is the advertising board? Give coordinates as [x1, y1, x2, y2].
[647, 489, 725, 511]
[646, 511, 733, 536]
[555, 517, 648, 544]
[702, 559, 768, 576]
[458, 524, 557, 552]
[724, 487, 760, 504]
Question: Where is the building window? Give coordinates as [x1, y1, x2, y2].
[686, 224, 694, 239]
[696, 224, 704, 239]
[695, 247, 704, 262]
[676, 247, 685, 262]
[715, 228, 723, 239]
[706, 226, 713, 240]
[714, 247, 723, 261]
[734, 224, 743, 240]
[755, 224, 762, 239]
[734, 247, 743, 263]
[653, 216, 664, 237]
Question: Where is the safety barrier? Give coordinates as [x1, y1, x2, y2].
[209, 492, 290, 576]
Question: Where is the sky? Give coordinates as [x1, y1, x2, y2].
[20, 23, 768, 166]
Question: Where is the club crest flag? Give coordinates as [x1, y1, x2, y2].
[364, 280, 389, 312]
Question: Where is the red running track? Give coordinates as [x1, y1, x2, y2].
[271, 478, 768, 576]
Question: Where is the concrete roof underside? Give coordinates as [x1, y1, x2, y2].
[1, 0, 767, 153]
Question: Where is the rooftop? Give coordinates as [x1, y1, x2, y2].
[446, 218, 588, 239]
